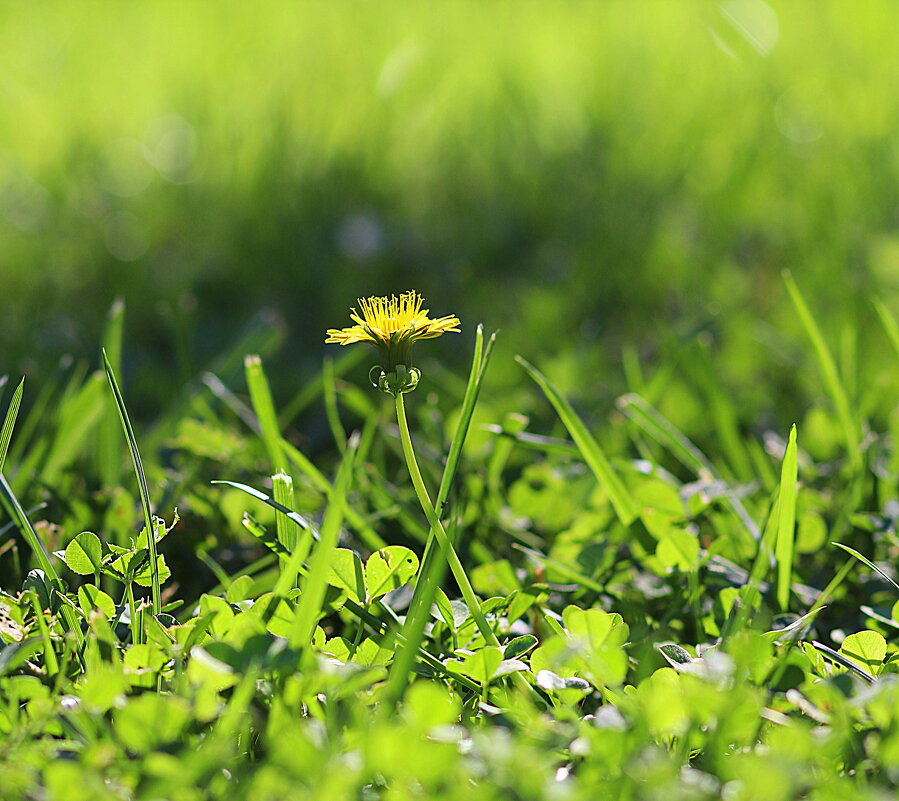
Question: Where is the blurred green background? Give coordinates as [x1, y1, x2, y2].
[3, 0, 899, 426]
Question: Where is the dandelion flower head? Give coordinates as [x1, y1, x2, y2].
[325, 290, 460, 371]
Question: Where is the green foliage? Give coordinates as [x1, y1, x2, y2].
[5, 281, 899, 799]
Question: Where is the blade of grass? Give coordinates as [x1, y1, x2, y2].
[783, 270, 860, 472]
[874, 298, 899, 360]
[273, 472, 302, 585]
[809, 640, 875, 683]
[0, 378, 24, 473]
[617, 393, 761, 541]
[245, 354, 284, 472]
[97, 299, 125, 488]
[279, 346, 367, 427]
[322, 356, 347, 452]
[775, 425, 798, 610]
[41, 372, 107, 486]
[831, 542, 899, 593]
[103, 350, 161, 617]
[687, 340, 754, 481]
[280, 438, 387, 550]
[517, 356, 637, 526]
[212, 480, 318, 537]
[291, 432, 358, 650]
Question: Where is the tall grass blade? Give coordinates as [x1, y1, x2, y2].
[41, 371, 107, 485]
[874, 298, 899, 361]
[617, 393, 761, 541]
[103, 350, 161, 617]
[517, 355, 637, 526]
[783, 271, 860, 472]
[291, 432, 358, 650]
[775, 425, 798, 610]
[687, 340, 754, 480]
[273, 471, 302, 584]
[0, 378, 24, 473]
[322, 356, 347, 452]
[244, 354, 284, 472]
[280, 438, 386, 550]
[97, 299, 125, 487]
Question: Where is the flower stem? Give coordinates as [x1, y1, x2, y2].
[394, 392, 499, 648]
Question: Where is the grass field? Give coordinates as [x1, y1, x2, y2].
[4, 1, 899, 798]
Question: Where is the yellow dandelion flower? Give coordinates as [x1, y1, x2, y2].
[325, 290, 460, 372]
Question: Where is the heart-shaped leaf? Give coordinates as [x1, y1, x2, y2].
[365, 546, 419, 599]
[65, 531, 103, 575]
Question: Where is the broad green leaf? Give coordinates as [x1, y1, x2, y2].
[225, 575, 255, 604]
[656, 528, 699, 572]
[326, 547, 365, 604]
[78, 661, 127, 714]
[64, 531, 103, 575]
[77, 584, 115, 618]
[114, 693, 191, 753]
[352, 638, 393, 667]
[839, 630, 887, 676]
[657, 642, 694, 665]
[447, 646, 504, 685]
[365, 546, 419, 599]
[503, 635, 538, 660]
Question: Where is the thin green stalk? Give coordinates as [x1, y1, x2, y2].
[322, 356, 347, 452]
[775, 425, 798, 611]
[103, 351, 161, 617]
[27, 590, 59, 677]
[394, 391, 498, 647]
[383, 329, 498, 702]
[783, 271, 860, 473]
[127, 583, 141, 645]
[291, 433, 357, 650]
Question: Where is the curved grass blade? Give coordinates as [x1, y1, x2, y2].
[279, 439, 386, 550]
[874, 298, 899, 361]
[783, 271, 860, 472]
[0, 378, 24, 473]
[322, 356, 347, 452]
[103, 349, 160, 616]
[617, 393, 761, 541]
[245, 355, 285, 472]
[517, 355, 637, 526]
[98, 299, 125, 488]
[212, 480, 318, 537]
[831, 541, 899, 593]
[809, 640, 875, 683]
